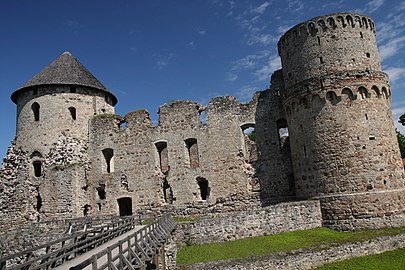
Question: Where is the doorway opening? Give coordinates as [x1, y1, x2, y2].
[117, 197, 133, 216]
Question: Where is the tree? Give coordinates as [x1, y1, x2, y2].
[399, 114, 405, 126]
[397, 113, 405, 158]
[397, 130, 405, 158]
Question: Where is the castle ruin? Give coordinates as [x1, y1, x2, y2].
[1, 12, 404, 232]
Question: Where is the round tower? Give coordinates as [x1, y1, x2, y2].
[278, 13, 405, 229]
[11, 52, 117, 155]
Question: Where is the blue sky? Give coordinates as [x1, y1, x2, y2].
[1, 0, 405, 157]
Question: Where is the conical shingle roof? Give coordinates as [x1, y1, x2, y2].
[11, 52, 117, 105]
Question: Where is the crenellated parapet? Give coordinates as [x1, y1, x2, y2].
[278, 13, 380, 90]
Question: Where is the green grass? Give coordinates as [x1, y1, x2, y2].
[314, 248, 405, 270]
[176, 226, 405, 265]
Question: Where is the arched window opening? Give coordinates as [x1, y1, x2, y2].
[337, 16, 346, 27]
[102, 148, 114, 173]
[346, 15, 354, 27]
[33, 161, 42, 177]
[382, 87, 389, 99]
[342, 88, 354, 99]
[327, 17, 336, 28]
[312, 94, 323, 109]
[68, 107, 77, 120]
[70, 87, 76, 93]
[276, 119, 289, 149]
[362, 17, 369, 29]
[185, 138, 199, 168]
[155, 142, 169, 173]
[196, 177, 209, 200]
[308, 22, 317, 35]
[32, 102, 40, 121]
[30, 151, 43, 159]
[326, 91, 339, 105]
[371, 86, 381, 98]
[358, 87, 369, 99]
[366, 52, 370, 58]
[97, 184, 106, 200]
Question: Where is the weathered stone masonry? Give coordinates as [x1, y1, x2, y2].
[1, 12, 404, 232]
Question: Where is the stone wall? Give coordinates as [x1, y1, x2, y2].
[178, 233, 405, 270]
[84, 91, 292, 217]
[165, 200, 322, 269]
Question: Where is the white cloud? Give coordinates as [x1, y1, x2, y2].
[198, 30, 207, 35]
[367, 0, 385, 13]
[234, 85, 258, 103]
[255, 56, 281, 81]
[379, 35, 405, 61]
[187, 41, 195, 47]
[385, 67, 405, 82]
[247, 33, 277, 46]
[252, 2, 271, 14]
[288, 0, 304, 12]
[232, 53, 268, 71]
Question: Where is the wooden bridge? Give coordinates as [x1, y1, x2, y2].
[0, 214, 176, 270]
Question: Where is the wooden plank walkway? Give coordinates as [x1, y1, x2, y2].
[54, 226, 144, 270]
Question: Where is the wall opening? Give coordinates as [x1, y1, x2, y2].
[276, 119, 289, 149]
[163, 178, 173, 204]
[36, 187, 42, 212]
[33, 88, 38, 95]
[185, 138, 199, 168]
[70, 87, 76, 93]
[83, 204, 92, 216]
[102, 148, 114, 173]
[117, 197, 132, 216]
[155, 141, 169, 173]
[97, 184, 106, 200]
[326, 91, 339, 105]
[359, 87, 369, 99]
[196, 177, 209, 200]
[33, 161, 42, 177]
[241, 123, 257, 162]
[68, 107, 77, 120]
[32, 102, 40, 121]
[199, 107, 206, 125]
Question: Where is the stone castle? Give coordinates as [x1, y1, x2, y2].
[1, 12, 404, 232]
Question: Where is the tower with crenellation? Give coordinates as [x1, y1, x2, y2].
[278, 12, 405, 229]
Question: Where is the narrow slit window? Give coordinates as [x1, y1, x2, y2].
[196, 177, 209, 200]
[68, 107, 76, 120]
[102, 148, 114, 173]
[185, 138, 199, 168]
[32, 102, 40, 121]
[33, 161, 42, 177]
[155, 142, 169, 173]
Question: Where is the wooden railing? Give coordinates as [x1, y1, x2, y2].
[70, 213, 176, 270]
[0, 216, 138, 270]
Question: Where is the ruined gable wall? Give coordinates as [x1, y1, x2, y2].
[86, 90, 292, 216]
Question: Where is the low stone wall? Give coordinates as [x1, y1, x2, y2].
[165, 200, 322, 269]
[178, 233, 405, 270]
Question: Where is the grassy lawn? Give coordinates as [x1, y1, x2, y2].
[177, 226, 405, 265]
[314, 248, 405, 270]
